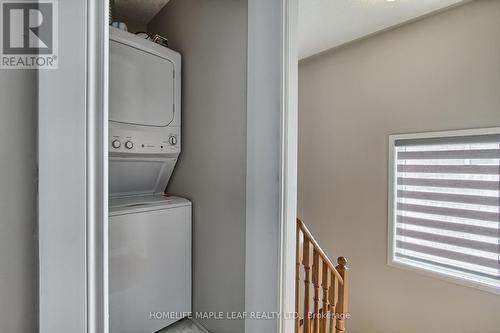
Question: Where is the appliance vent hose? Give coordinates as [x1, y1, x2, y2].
[109, 0, 114, 24]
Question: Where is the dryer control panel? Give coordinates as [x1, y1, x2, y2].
[109, 122, 180, 155]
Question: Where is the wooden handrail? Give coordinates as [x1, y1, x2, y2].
[297, 219, 343, 284]
[296, 218, 349, 333]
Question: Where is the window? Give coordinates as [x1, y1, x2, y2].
[388, 128, 500, 294]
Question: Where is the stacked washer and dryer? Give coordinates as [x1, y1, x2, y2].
[108, 27, 191, 333]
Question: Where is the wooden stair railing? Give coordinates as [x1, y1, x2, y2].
[296, 219, 349, 333]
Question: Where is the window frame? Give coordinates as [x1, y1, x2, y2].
[388, 127, 500, 295]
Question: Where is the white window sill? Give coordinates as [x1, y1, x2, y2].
[388, 257, 500, 296]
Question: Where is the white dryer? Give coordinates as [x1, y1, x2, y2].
[108, 26, 191, 333]
[109, 26, 181, 194]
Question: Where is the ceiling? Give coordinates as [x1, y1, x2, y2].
[114, 0, 467, 58]
[299, 0, 467, 60]
[114, 0, 171, 25]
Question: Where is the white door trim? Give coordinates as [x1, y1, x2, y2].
[278, 0, 298, 332]
[38, 0, 109, 331]
[86, 0, 109, 332]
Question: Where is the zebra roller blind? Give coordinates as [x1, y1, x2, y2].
[391, 132, 500, 290]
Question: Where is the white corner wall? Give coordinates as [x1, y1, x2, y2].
[298, 1, 500, 332]
[148, 1, 248, 332]
[245, 0, 283, 332]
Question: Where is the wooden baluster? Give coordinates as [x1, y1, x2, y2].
[335, 257, 349, 333]
[296, 228, 303, 333]
[328, 271, 338, 333]
[321, 262, 330, 333]
[312, 249, 321, 333]
[302, 238, 311, 333]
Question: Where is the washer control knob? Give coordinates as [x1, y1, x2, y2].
[169, 136, 177, 146]
[125, 141, 134, 150]
[111, 139, 121, 149]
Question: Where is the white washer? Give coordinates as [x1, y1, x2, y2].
[109, 195, 191, 333]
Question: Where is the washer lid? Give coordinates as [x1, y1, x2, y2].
[109, 195, 191, 216]
[109, 38, 175, 127]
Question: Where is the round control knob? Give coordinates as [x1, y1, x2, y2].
[125, 141, 134, 149]
[111, 139, 121, 149]
[169, 136, 177, 146]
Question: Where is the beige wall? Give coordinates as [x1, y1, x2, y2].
[113, 15, 146, 33]
[0, 71, 37, 332]
[298, 1, 500, 333]
[148, 1, 247, 333]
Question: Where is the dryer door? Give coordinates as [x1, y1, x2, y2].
[110, 39, 175, 127]
[108, 156, 177, 197]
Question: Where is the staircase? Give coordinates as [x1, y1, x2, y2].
[296, 219, 349, 333]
